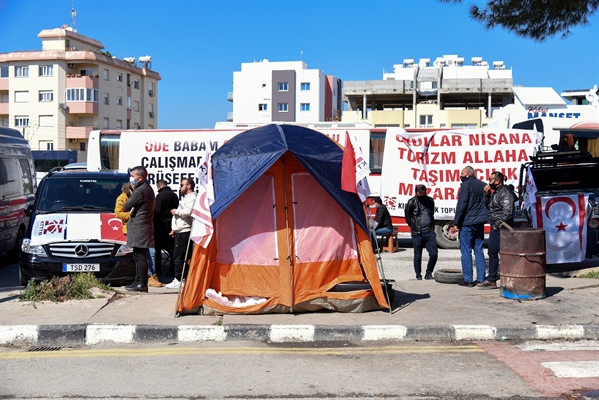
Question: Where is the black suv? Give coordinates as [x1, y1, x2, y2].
[19, 168, 135, 286]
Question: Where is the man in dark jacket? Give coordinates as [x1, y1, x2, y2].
[479, 171, 515, 289]
[123, 166, 155, 292]
[453, 166, 488, 287]
[405, 184, 438, 280]
[153, 180, 179, 276]
[370, 197, 393, 251]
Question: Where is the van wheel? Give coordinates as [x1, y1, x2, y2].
[434, 269, 464, 284]
[434, 222, 460, 249]
[8, 227, 24, 262]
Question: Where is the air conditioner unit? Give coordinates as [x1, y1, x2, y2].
[59, 103, 67, 110]
[67, 63, 75, 69]
[69, 138, 77, 143]
[149, 112, 154, 118]
[148, 90, 154, 97]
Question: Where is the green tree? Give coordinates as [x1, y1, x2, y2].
[440, 0, 599, 41]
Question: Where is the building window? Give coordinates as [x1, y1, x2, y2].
[39, 65, 53, 76]
[0, 66, 8, 78]
[15, 116, 29, 127]
[419, 115, 433, 128]
[39, 115, 53, 127]
[116, 73, 123, 82]
[14, 91, 29, 103]
[258, 103, 268, 111]
[40, 141, 54, 150]
[80, 69, 94, 76]
[133, 80, 139, 89]
[103, 118, 109, 129]
[278, 82, 288, 91]
[432, 81, 438, 89]
[39, 90, 54, 102]
[66, 88, 98, 102]
[103, 94, 109, 105]
[278, 103, 288, 112]
[300, 103, 310, 112]
[117, 96, 123, 106]
[103, 69, 109, 81]
[15, 66, 29, 77]
[79, 142, 86, 151]
[116, 119, 123, 129]
[301, 82, 310, 91]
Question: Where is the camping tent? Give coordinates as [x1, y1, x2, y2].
[177, 124, 389, 314]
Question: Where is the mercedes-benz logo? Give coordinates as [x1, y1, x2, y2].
[74, 244, 89, 257]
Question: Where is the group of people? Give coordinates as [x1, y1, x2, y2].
[371, 166, 515, 288]
[114, 166, 198, 293]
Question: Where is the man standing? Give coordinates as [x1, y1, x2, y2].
[123, 166, 155, 292]
[405, 184, 438, 280]
[165, 178, 197, 289]
[480, 171, 515, 289]
[370, 197, 393, 251]
[154, 180, 179, 277]
[453, 166, 488, 287]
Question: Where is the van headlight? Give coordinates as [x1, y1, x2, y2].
[21, 239, 48, 257]
[115, 244, 133, 257]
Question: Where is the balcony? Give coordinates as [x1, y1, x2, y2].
[0, 102, 8, 115]
[66, 125, 98, 139]
[66, 74, 99, 89]
[66, 102, 99, 114]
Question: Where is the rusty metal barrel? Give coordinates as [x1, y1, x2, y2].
[499, 228, 546, 300]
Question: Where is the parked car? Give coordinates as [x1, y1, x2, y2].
[19, 168, 135, 286]
[0, 127, 36, 261]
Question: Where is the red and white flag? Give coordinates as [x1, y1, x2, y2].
[190, 149, 214, 248]
[341, 131, 371, 202]
[532, 193, 590, 264]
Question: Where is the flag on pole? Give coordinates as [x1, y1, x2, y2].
[190, 149, 214, 247]
[341, 131, 371, 202]
[521, 165, 537, 211]
[533, 123, 543, 153]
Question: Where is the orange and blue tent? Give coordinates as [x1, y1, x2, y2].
[177, 124, 388, 314]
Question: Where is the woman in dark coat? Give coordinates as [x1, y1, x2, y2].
[123, 166, 155, 292]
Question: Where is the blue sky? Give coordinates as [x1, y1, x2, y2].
[1, 0, 598, 129]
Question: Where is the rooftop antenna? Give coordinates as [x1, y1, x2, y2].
[300, 50, 303, 62]
[70, 0, 77, 32]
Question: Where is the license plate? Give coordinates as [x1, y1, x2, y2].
[63, 263, 100, 272]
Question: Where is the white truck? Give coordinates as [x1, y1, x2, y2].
[86, 124, 538, 248]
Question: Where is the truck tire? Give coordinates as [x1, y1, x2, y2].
[435, 221, 460, 249]
[434, 269, 464, 284]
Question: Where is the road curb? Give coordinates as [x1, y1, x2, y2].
[1, 324, 598, 347]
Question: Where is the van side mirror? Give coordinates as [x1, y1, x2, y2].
[25, 204, 33, 216]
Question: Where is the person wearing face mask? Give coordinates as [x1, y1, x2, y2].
[405, 184, 438, 280]
[123, 166, 155, 292]
[453, 166, 488, 287]
[480, 171, 515, 289]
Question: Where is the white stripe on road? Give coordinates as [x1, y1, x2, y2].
[86, 324, 134, 345]
[536, 325, 584, 339]
[541, 361, 599, 378]
[453, 325, 496, 340]
[518, 341, 599, 352]
[0, 325, 37, 345]
[178, 325, 226, 342]
[362, 325, 407, 341]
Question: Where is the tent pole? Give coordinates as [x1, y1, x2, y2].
[367, 204, 392, 314]
[281, 156, 294, 313]
[173, 234, 194, 317]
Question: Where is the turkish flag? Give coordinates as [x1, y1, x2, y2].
[100, 213, 127, 244]
[341, 131, 370, 202]
[533, 193, 590, 264]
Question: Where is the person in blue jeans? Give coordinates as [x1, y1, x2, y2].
[405, 184, 438, 280]
[453, 166, 488, 287]
[370, 197, 393, 252]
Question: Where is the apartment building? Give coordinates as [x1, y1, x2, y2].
[342, 54, 514, 128]
[0, 27, 160, 159]
[229, 60, 342, 124]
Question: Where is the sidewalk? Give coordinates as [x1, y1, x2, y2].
[1, 250, 598, 347]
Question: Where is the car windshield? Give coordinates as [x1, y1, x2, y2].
[37, 176, 128, 212]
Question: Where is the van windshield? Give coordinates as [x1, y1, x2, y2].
[37, 176, 128, 212]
